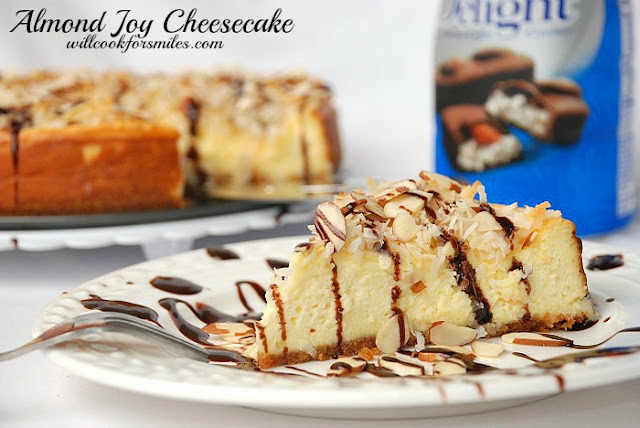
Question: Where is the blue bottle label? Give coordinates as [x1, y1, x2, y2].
[434, 0, 635, 235]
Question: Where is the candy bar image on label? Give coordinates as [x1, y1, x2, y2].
[435, 48, 534, 111]
[441, 104, 522, 172]
[485, 79, 589, 144]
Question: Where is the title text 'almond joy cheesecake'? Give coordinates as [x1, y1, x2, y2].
[0, 70, 340, 214]
[247, 171, 597, 368]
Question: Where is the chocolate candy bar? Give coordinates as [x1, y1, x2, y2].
[435, 48, 534, 111]
[484, 79, 589, 144]
[441, 104, 522, 172]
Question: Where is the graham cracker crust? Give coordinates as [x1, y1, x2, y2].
[256, 312, 596, 369]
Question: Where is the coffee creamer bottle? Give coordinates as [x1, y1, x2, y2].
[434, 0, 635, 235]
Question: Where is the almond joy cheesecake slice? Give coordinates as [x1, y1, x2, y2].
[246, 171, 597, 368]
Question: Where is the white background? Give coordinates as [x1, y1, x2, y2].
[0, 0, 438, 180]
[1, 0, 638, 182]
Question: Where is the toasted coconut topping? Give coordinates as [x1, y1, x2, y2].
[272, 171, 561, 292]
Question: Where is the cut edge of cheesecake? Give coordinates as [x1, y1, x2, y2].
[248, 171, 597, 369]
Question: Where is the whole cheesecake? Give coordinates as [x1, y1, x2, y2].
[0, 70, 340, 214]
[248, 171, 597, 368]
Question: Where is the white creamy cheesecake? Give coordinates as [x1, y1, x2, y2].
[248, 171, 597, 368]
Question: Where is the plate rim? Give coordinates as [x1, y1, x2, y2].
[34, 237, 640, 410]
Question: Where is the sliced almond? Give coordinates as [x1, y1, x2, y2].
[471, 340, 504, 357]
[374, 180, 418, 204]
[501, 332, 570, 347]
[242, 343, 258, 360]
[314, 201, 347, 251]
[327, 356, 367, 377]
[203, 322, 253, 337]
[237, 335, 256, 345]
[349, 190, 367, 200]
[340, 198, 366, 215]
[378, 355, 425, 376]
[421, 345, 475, 359]
[417, 352, 444, 362]
[392, 211, 420, 242]
[219, 332, 257, 344]
[433, 359, 467, 376]
[359, 197, 387, 221]
[384, 193, 425, 218]
[406, 189, 432, 200]
[429, 322, 477, 346]
[375, 313, 411, 354]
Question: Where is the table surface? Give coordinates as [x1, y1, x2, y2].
[1, 218, 640, 428]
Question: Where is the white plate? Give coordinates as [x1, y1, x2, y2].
[34, 236, 640, 419]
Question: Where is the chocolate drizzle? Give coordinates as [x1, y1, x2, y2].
[480, 203, 516, 242]
[184, 97, 201, 137]
[286, 365, 323, 377]
[270, 284, 288, 355]
[553, 374, 565, 392]
[397, 312, 406, 345]
[300, 135, 311, 184]
[183, 97, 208, 198]
[513, 344, 640, 370]
[150, 276, 204, 295]
[538, 326, 640, 350]
[387, 241, 404, 318]
[206, 349, 248, 364]
[330, 261, 344, 356]
[75, 277, 640, 383]
[429, 190, 450, 214]
[206, 248, 240, 260]
[391, 286, 402, 315]
[314, 209, 346, 243]
[380, 355, 425, 374]
[193, 300, 257, 324]
[424, 205, 437, 221]
[587, 254, 624, 271]
[158, 298, 212, 345]
[364, 364, 398, 378]
[4, 106, 32, 207]
[294, 242, 312, 252]
[274, 205, 290, 224]
[80, 295, 160, 325]
[447, 237, 492, 324]
[390, 252, 401, 282]
[510, 258, 531, 294]
[235, 281, 267, 313]
[157, 298, 255, 365]
[266, 259, 289, 270]
[510, 257, 531, 321]
[255, 322, 268, 354]
[9, 107, 31, 171]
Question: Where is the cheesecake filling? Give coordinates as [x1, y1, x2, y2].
[253, 172, 598, 368]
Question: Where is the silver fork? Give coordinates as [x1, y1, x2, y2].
[0, 312, 211, 362]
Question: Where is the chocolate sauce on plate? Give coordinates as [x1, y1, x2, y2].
[587, 254, 624, 271]
[81, 295, 160, 325]
[150, 276, 203, 295]
[235, 281, 267, 313]
[206, 248, 240, 260]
